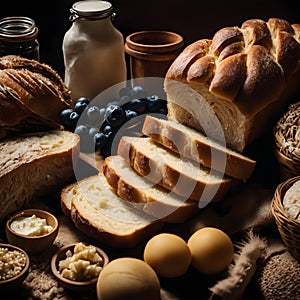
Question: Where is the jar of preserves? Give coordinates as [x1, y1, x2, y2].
[0, 16, 40, 61]
[62, 0, 127, 103]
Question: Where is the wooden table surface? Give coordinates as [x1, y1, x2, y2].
[0, 151, 270, 299]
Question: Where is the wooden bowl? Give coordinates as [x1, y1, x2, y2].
[5, 209, 59, 253]
[51, 242, 109, 292]
[0, 243, 30, 291]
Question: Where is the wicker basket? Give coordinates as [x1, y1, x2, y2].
[271, 176, 300, 262]
[274, 101, 300, 180]
[274, 147, 300, 180]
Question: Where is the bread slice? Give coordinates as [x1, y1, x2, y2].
[103, 155, 199, 223]
[61, 173, 164, 248]
[0, 130, 80, 221]
[142, 115, 256, 180]
[118, 136, 233, 204]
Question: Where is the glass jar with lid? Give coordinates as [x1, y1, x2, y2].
[0, 16, 40, 61]
[62, 0, 127, 103]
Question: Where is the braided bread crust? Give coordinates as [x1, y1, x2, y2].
[165, 18, 300, 152]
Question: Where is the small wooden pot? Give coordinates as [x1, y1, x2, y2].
[125, 30, 184, 83]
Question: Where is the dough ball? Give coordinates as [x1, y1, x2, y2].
[96, 257, 160, 300]
[143, 233, 191, 278]
[187, 227, 234, 275]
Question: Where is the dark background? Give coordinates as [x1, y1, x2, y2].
[1, 0, 299, 78]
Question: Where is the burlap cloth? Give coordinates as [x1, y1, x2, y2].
[1, 181, 299, 300]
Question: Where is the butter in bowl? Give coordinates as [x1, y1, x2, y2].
[5, 208, 59, 253]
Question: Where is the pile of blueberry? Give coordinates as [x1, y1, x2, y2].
[59, 85, 167, 157]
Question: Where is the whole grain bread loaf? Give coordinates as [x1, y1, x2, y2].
[165, 18, 300, 153]
[0, 130, 80, 221]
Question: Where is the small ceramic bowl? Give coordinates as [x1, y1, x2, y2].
[51, 242, 109, 292]
[0, 243, 30, 290]
[5, 209, 59, 253]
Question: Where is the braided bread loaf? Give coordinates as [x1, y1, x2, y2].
[165, 18, 300, 153]
[0, 55, 72, 139]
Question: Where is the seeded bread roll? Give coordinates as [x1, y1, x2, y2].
[118, 136, 233, 204]
[165, 18, 300, 153]
[103, 155, 199, 223]
[142, 115, 256, 180]
[0, 130, 80, 221]
[0, 55, 72, 139]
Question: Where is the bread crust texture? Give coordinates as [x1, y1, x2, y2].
[118, 136, 233, 205]
[142, 116, 256, 180]
[165, 18, 300, 152]
[0, 55, 72, 140]
[0, 130, 80, 221]
[103, 155, 199, 223]
[61, 174, 164, 248]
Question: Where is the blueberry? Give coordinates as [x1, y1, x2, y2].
[120, 95, 132, 107]
[68, 111, 80, 130]
[100, 144, 111, 158]
[127, 98, 147, 114]
[125, 109, 138, 120]
[76, 97, 90, 106]
[74, 125, 89, 136]
[99, 107, 106, 116]
[146, 95, 162, 112]
[94, 132, 107, 149]
[59, 108, 74, 126]
[105, 104, 125, 127]
[105, 130, 114, 140]
[106, 100, 119, 107]
[102, 124, 113, 135]
[119, 87, 132, 98]
[74, 101, 88, 115]
[87, 105, 101, 124]
[89, 127, 99, 138]
[130, 85, 147, 98]
[158, 107, 168, 115]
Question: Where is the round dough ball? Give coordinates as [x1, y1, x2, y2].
[187, 227, 234, 275]
[96, 257, 160, 300]
[143, 233, 191, 278]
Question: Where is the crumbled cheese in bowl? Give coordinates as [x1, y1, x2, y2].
[58, 242, 104, 281]
[0, 247, 26, 280]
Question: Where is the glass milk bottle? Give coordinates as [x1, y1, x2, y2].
[62, 0, 127, 103]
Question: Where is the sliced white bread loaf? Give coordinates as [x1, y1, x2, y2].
[60, 173, 164, 248]
[103, 155, 200, 223]
[0, 130, 80, 221]
[142, 115, 256, 180]
[118, 136, 233, 204]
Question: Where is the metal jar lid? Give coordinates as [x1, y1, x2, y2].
[70, 0, 114, 21]
[0, 16, 38, 41]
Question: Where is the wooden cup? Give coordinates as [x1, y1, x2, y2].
[125, 30, 184, 88]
